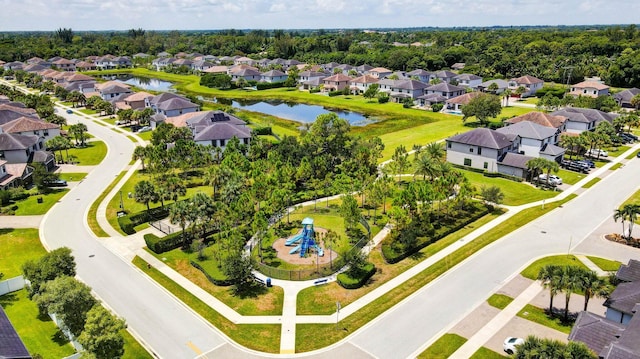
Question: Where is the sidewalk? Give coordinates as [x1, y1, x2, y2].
[0, 215, 43, 228]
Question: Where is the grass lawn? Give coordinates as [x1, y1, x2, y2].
[417, 333, 467, 359]
[0, 228, 46, 278]
[621, 188, 640, 207]
[79, 108, 98, 115]
[66, 140, 107, 165]
[487, 293, 514, 310]
[582, 178, 601, 188]
[462, 170, 558, 206]
[610, 163, 623, 170]
[10, 189, 69, 216]
[57, 172, 88, 182]
[556, 169, 587, 185]
[88, 171, 127, 237]
[517, 304, 574, 334]
[121, 329, 153, 359]
[516, 97, 539, 105]
[625, 150, 640, 159]
[520, 255, 588, 280]
[132, 256, 280, 353]
[146, 248, 284, 316]
[0, 289, 75, 358]
[471, 347, 507, 358]
[586, 256, 622, 271]
[606, 145, 631, 158]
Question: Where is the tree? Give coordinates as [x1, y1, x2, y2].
[613, 207, 628, 241]
[169, 200, 193, 247]
[631, 93, 640, 110]
[69, 123, 88, 146]
[46, 135, 72, 163]
[503, 88, 512, 106]
[615, 204, 640, 240]
[414, 152, 438, 180]
[539, 158, 560, 187]
[221, 251, 254, 294]
[340, 194, 360, 233]
[363, 83, 379, 100]
[461, 93, 502, 126]
[537, 265, 562, 314]
[34, 276, 96, 337]
[133, 180, 158, 211]
[22, 247, 75, 298]
[514, 336, 596, 359]
[323, 229, 339, 269]
[132, 146, 148, 170]
[77, 306, 126, 359]
[578, 269, 609, 311]
[487, 82, 499, 93]
[479, 185, 504, 209]
[560, 265, 582, 321]
[391, 145, 409, 182]
[515, 86, 526, 98]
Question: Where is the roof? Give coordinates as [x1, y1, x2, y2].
[0, 133, 39, 151]
[323, 74, 352, 82]
[203, 66, 229, 73]
[552, 108, 617, 124]
[417, 93, 448, 102]
[350, 75, 379, 84]
[232, 68, 261, 77]
[454, 73, 482, 81]
[149, 93, 182, 106]
[124, 91, 154, 102]
[261, 69, 286, 77]
[445, 92, 483, 105]
[378, 79, 429, 90]
[186, 111, 246, 128]
[617, 259, 640, 282]
[99, 84, 132, 95]
[604, 281, 640, 315]
[497, 120, 558, 140]
[65, 73, 94, 82]
[433, 70, 457, 78]
[572, 81, 610, 90]
[0, 306, 31, 359]
[505, 111, 566, 128]
[511, 75, 544, 84]
[447, 128, 515, 149]
[568, 311, 627, 356]
[194, 122, 251, 142]
[427, 82, 465, 93]
[499, 152, 534, 169]
[540, 143, 566, 156]
[369, 67, 392, 73]
[407, 69, 432, 76]
[613, 88, 640, 103]
[157, 98, 199, 111]
[1, 117, 59, 133]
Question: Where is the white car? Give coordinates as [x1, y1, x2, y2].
[587, 148, 608, 157]
[503, 337, 524, 355]
[538, 174, 563, 186]
[137, 126, 151, 133]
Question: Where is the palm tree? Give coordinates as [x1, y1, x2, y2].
[503, 88, 512, 106]
[540, 158, 560, 187]
[46, 135, 71, 163]
[133, 180, 158, 211]
[578, 269, 609, 311]
[631, 93, 640, 111]
[621, 204, 640, 240]
[560, 265, 582, 321]
[613, 207, 628, 241]
[132, 146, 148, 170]
[526, 157, 546, 184]
[537, 265, 562, 313]
[414, 152, 438, 180]
[323, 229, 339, 269]
[169, 200, 192, 247]
[424, 142, 445, 162]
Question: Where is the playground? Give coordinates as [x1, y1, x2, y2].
[271, 218, 337, 266]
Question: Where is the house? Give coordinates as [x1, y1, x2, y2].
[321, 62, 341, 72]
[147, 93, 199, 117]
[451, 63, 465, 70]
[496, 121, 565, 161]
[1, 116, 61, 143]
[376, 79, 429, 102]
[416, 93, 448, 108]
[445, 92, 483, 112]
[3, 61, 24, 71]
[260, 70, 288, 83]
[74, 61, 97, 71]
[604, 281, 640, 325]
[0, 306, 32, 359]
[52, 58, 76, 71]
[355, 64, 373, 75]
[407, 69, 432, 83]
[433, 70, 458, 84]
[22, 64, 48, 73]
[616, 259, 640, 283]
[446, 128, 519, 172]
[234, 57, 255, 66]
[97, 83, 132, 101]
[164, 111, 252, 150]
[153, 57, 176, 71]
[569, 81, 610, 98]
[230, 68, 261, 82]
[505, 111, 567, 132]
[613, 88, 640, 109]
[0, 104, 38, 125]
[191, 60, 215, 72]
[424, 82, 466, 99]
[454, 73, 483, 88]
[122, 92, 154, 110]
[334, 64, 353, 75]
[350, 75, 379, 94]
[497, 152, 535, 178]
[1, 162, 34, 189]
[298, 71, 329, 84]
[322, 74, 352, 92]
[508, 75, 544, 97]
[0, 132, 49, 166]
[477, 79, 510, 94]
[367, 67, 393, 79]
[551, 108, 617, 134]
[202, 66, 229, 75]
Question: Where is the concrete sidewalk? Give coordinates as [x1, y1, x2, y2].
[0, 215, 43, 228]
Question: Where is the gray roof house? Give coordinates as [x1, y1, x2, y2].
[425, 82, 466, 99]
[156, 98, 200, 117]
[617, 260, 640, 283]
[496, 121, 564, 161]
[613, 88, 640, 108]
[188, 111, 252, 150]
[604, 281, 640, 325]
[0, 306, 31, 359]
[407, 69, 432, 83]
[551, 108, 618, 134]
[433, 70, 458, 83]
[497, 152, 535, 178]
[477, 79, 510, 94]
[260, 69, 288, 83]
[446, 128, 519, 173]
[454, 73, 483, 88]
[376, 79, 430, 102]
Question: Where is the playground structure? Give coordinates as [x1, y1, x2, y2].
[285, 217, 324, 257]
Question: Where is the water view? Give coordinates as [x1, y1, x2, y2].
[103, 75, 175, 92]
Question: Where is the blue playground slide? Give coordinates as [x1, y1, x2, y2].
[289, 244, 301, 254]
[285, 233, 303, 246]
[314, 245, 324, 257]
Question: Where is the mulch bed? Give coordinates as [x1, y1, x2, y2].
[605, 233, 640, 247]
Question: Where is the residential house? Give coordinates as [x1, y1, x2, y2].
[97, 83, 132, 101]
[433, 70, 458, 84]
[454, 73, 482, 88]
[569, 81, 610, 98]
[355, 64, 373, 75]
[551, 108, 617, 134]
[0, 132, 50, 166]
[191, 60, 215, 72]
[188, 111, 252, 149]
[424, 82, 466, 99]
[477, 79, 510, 94]
[3, 61, 24, 71]
[0, 104, 38, 125]
[367, 67, 393, 79]
[153, 57, 176, 71]
[416, 93, 447, 108]
[157, 51, 171, 58]
[445, 92, 483, 112]
[504, 111, 568, 132]
[0, 306, 32, 359]
[451, 63, 465, 70]
[147, 93, 199, 117]
[616, 259, 640, 283]
[377, 79, 429, 102]
[1, 162, 34, 189]
[604, 281, 640, 325]
[322, 74, 352, 92]
[122, 92, 154, 110]
[298, 71, 329, 84]
[350, 75, 379, 94]
[203, 66, 230, 75]
[613, 88, 640, 109]
[260, 70, 288, 83]
[508, 75, 544, 97]
[496, 121, 565, 162]
[230, 68, 261, 82]
[22, 64, 48, 73]
[74, 61, 97, 71]
[407, 69, 432, 83]
[1, 116, 60, 143]
[52, 58, 76, 71]
[234, 57, 255, 66]
[172, 58, 193, 69]
[445, 128, 519, 172]
[497, 152, 535, 178]
[321, 62, 341, 73]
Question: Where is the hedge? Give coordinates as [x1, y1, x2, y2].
[118, 207, 170, 234]
[190, 260, 232, 286]
[144, 232, 184, 254]
[256, 82, 285, 90]
[253, 126, 273, 136]
[337, 263, 376, 289]
[382, 207, 490, 264]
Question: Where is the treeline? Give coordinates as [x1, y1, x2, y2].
[2, 26, 640, 86]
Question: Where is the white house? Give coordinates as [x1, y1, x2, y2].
[508, 75, 544, 97]
[446, 128, 519, 172]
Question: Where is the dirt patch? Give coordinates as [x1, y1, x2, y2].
[272, 228, 339, 266]
[605, 233, 640, 247]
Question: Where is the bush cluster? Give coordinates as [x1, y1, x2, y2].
[118, 207, 169, 235]
[337, 263, 376, 289]
[255, 82, 285, 90]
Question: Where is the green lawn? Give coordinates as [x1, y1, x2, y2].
[417, 333, 467, 359]
[0, 289, 76, 359]
[10, 189, 69, 216]
[57, 172, 88, 182]
[517, 304, 574, 334]
[471, 347, 507, 358]
[462, 170, 558, 206]
[516, 97, 539, 105]
[625, 150, 640, 160]
[0, 228, 46, 278]
[586, 256, 622, 272]
[121, 329, 153, 359]
[556, 169, 587, 185]
[520, 255, 588, 280]
[610, 163, 623, 170]
[487, 293, 514, 310]
[79, 108, 98, 115]
[66, 140, 107, 165]
[89, 171, 127, 237]
[621, 188, 640, 207]
[606, 145, 631, 158]
[582, 177, 601, 188]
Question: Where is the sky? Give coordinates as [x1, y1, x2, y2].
[0, 0, 638, 31]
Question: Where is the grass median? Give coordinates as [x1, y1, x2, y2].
[88, 171, 127, 237]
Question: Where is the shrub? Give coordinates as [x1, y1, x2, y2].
[118, 207, 169, 234]
[328, 90, 342, 97]
[256, 82, 285, 90]
[309, 87, 321, 94]
[252, 126, 273, 136]
[432, 103, 444, 112]
[144, 232, 184, 253]
[337, 263, 376, 289]
[190, 260, 232, 286]
[377, 93, 389, 103]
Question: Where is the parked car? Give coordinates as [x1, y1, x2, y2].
[586, 148, 608, 157]
[564, 160, 590, 173]
[66, 109, 73, 114]
[637, 151, 640, 158]
[503, 337, 524, 355]
[115, 120, 126, 125]
[575, 159, 595, 168]
[43, 179, 68, 187]
[137, 126, 151, 133]
[619, 133, 635, 142]
[621, 132, 638, 141]
[538, 173, 563, 186]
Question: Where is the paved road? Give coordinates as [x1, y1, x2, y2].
[347, 156, 640, 359]
[40, 110, 227, 358]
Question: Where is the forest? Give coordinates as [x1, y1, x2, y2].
[2, 25, 640, 87]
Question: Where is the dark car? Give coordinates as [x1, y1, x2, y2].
[66, 109, 73, 114]
[576, 159, 595, 168]
[43, 179, 68, 187]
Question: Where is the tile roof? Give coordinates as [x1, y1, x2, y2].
[540, 143, 566, 156]
[568, 311, 627, 356]
[261, 69, 286, 77]
[0, 133, 39, 151]
[323, 74, 352, 82]
[427, 82, 466, 93]
[454, 73, 482, 81]
[604, 281, 640, 315]
[617, 259, 640, 282]
[157, 98, 199, 111]
[350, 75, 379, 84]
[369, 67, 392, 73]
[505, 111, 566, 128]
[497, 120, 559, 140]
[124, 91, 154, 102]
[0, 306, 31, 359]
[478, 79, 509, 89]
[447, 128, 515, 149]
[1, 117, 59, 133]
[572, 81, 610, 90]
[499, 152, 534, 169]
[445, 92, 483, 105]
[194, 122, 251, 142]
[552, 108, 617, 124]
[511, 75, 544, 84]
[613, 88, 640, 103]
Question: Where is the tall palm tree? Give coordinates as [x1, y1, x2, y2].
[424, 142, 445, 162]
[414, 152, 438, 180]
[169, 200, 192, 247]
[622, 204, 640, 240]
[578, 269, 609, 311]
[560, 266, 582, 321]
[132, 146, 148, 170]
[613, 207, 628, 241]
[537, 265, 562, 313]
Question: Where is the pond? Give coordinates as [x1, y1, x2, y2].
[101, 74, 175, 92]
[214, 98, 374, 127]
